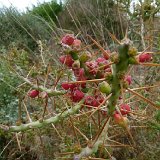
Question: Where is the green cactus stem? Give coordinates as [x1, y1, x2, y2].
[74, 118, 110, 159]
[2, 101, 83, 132]
[21, 76, 66, 96]
[108, 39, 130, 115]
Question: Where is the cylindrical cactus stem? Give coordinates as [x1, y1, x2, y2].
[108, 41, 130, 115]
[5, 101, 84, 132]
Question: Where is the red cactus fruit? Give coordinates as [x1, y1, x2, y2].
[139, 53, 152, 62]
[84, 96, 99, 107]
[125, 75, 132, 85]
[73, 68, 85, 77]
[76, 75, 86, 88]
[92, 99, 99, 107]
[61, 82, 78, 91]
[74, 68, 87, 88]
[61, 34, 75, 46]
[95, 94, 104, 104]
[120, 104, 131, 115]
[59, 55, 74, 67]
[84, 96, 94, 107]
[72, 89, 84, 102]
[61, 83, 70, 90]
[28, 90, 39, 98]
[101, 110, 107, 116]
[96, 57, 106, 64]
[105, 67, 112, 72]
[85, 61, 98, 75]
[113, 113, 122, 123]
[69, 83, 78, 90]
[96, 57, 109, 69]
[79, 68, 85, 77]
[119, 96, 122, 100]
[113, 113, 129, 127]
[73, 39, 81, 48]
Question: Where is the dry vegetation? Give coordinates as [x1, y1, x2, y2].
[0, 0, 160, 160]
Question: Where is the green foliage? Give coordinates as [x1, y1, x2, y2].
[0, 7, 52, 51]
[28, 0, 63, 24]
[133, 0, 160, 21]
[154, 108, 160, 122]
[0, 60, 19, 124]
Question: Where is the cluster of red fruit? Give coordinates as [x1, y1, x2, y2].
[59, 35, 144, 114]
[59, 35, 111, 115]
[62, 81, 105, 106]
[59, 35, 113, 112]
[29, 34, 153, 124]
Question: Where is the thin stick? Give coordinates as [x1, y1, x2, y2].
[107, 138, 131, 146]
[81, 40, 102, 50]
[74, 126, 89, 141]
[107, 32, 121, 44]
[92, 117, 110, 146]
[64, 78, 105, 84]
[41, 98, 48, 121]
[139, 63, 160, 66]
[23, 101, 32, 123]
[138, 45, 152, 55]
[44, 64, 51, 87]
[89, 158, 107, 160]
[39, 40, 46, 67]
[51, 124, 63, 140]
[124, 126, 136, 147]
[16, 133, 21, 151]
[91, 115, 99, 129]
[56, 152, 74, 156]
[69, 116, 80, 145]
[104, 148, 113, 159]
[127, 88, 160, 109]
[105, 144, 133, 148]
[26, 65, 35, 78]
[0, 138, 14, 156]
[87, 35, 110, 58]
[131, 84, 160, 91]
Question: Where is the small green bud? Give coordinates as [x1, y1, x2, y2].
[99, 81, 111, 95]
[69, 51, 79, 60]
[72, 60, 80, 69]
[105, 72, 113, 82]
[79, 51, 91, 62]
[128, 47, 138, 56]
[128, 57, 138, 64]
[110, 52, 119, 63]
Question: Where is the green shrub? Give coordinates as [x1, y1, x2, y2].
[0, 7, 52, 51]
[28, 0, 63, 24]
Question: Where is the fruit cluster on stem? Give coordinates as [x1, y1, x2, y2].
[59, 35, 153, 120]
[1, 34, 154, 133]
[59, 34, 113, 115]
